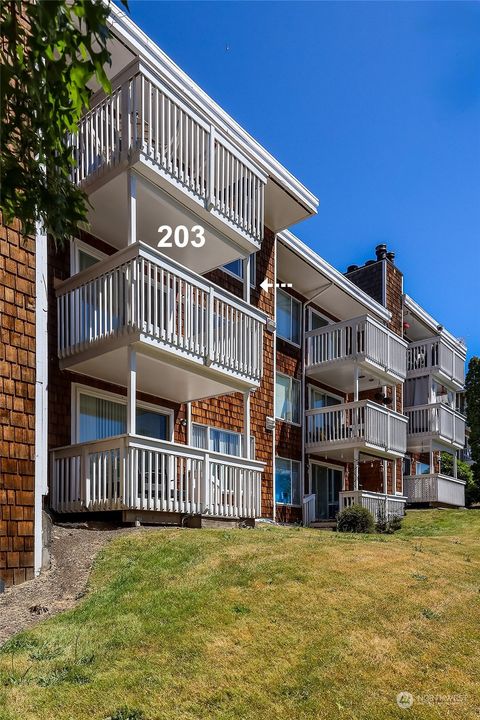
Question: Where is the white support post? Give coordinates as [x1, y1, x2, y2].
[243, 256, 251, 304]
[353, 448, 359, 491]
[383, 459, 388, 496]
[127, 170, 137, 246]
[430, 447, 435, 474]
[187, 402, 192, 446]
[243, 391, 251, 459]
[353, 364, 359, 402]
[453, 451, 458, 479]
[127, 346, 137, 435]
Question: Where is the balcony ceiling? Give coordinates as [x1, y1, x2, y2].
[87, 173, 255, 275]
[66, 344, 246, 404]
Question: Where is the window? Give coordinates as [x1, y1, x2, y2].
[277, 289, 301, 345]
[222, 254, 256, 285]
[403, 457, 412, 477]
[308, 309, 330, 331]
[309, 387, 342, 409]
[275, 458, 301, 505]
[416, 461, 430, 476]
[71, 239, 107, 276]
[191, 423, 254, 458]
[275, 373, 301, 423]
[75, 387, 172, 443]
[432, 381, 455, 408]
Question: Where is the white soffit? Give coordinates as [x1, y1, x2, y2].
[278, 231, 391, 324]
[403, 294, 466, 355]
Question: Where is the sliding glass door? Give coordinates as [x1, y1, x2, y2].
[311, 464, 343, 520]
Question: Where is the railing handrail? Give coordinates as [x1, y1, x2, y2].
[305, 399, 408, 423]
[51, 433, 266, 471]
[340, 490, 407, 500]
[305, 314, 408, 348]
[404, 473, 466, 486]
[55, 241, 267, 324]
[405, 402, 465, 420]
[407, 335, 466, 360]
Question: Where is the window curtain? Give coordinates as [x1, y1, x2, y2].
[192, 424, 208, 449]
[210, 429, 240, 456]
[79, 395, 126, 442]
[405, 376, 429, 407]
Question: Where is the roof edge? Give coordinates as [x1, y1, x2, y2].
[279, 230, 392, 324]
[403, 294, 466, 355]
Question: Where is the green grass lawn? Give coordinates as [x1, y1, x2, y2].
[1, 510, 479, 720]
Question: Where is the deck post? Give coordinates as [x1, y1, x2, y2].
[127, 346, 137, 435]
[243, 256, 251, 304]
[353, 364, 359, 402]
[243, 390, 251, 459]
[127, 170, 137, 246]
[353, 448, 359, 491]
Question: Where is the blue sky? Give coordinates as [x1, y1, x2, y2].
[119, 1, 480, 359]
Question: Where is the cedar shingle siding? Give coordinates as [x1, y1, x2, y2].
[0, 217, 36, 586]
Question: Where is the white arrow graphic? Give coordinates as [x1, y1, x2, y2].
[260, 279, 293, 293]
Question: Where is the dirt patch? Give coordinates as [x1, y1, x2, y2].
[0, 524, 151, 646]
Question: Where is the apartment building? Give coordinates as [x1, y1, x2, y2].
[0, 5, 467, 587]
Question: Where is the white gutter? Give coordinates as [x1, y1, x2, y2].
[279, 230, 392, 324]
[34, 220, 48, 576]
[107, 4, 319, 216]
[403, 294, 466, 356]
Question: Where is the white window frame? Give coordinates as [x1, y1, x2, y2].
[307, 384, 343, 410]
[72, 383, 174, 443]
[70, 238, 107, 276]
[221, 253, 256, 287]
[191, 422, 255, 459]
[275, 372, 301, 425]
[275, 456, 302, 507]
[308, 308, 332, 331]
[276, 288, 301, 347]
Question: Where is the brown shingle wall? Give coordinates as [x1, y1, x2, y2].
[0, 216, 36, 586]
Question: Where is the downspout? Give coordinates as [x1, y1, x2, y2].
[34, 219, 48, 577]
[302, 282, 333, 508]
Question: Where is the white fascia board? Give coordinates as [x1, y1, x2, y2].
[107, 4, 318, 217]
[403, 294, 466, 356]
[279, 230, 392, 323]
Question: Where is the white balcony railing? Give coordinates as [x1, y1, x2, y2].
[404, 474, 465, 507]
[305, 401, 407, 455]
[51, 435, 263, 519]
[339, 491, 406, 522]
[302, 493, 316, 527]
[305, 315, 406, 380]
[70, 60, 266, 244]
[56, 242, 264, 385]
[407, 337, 465, 387]
[406, 403, 465, 447]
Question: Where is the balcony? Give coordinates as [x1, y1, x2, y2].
[407, 337, 465, 390]
[305, 400, 407, 459]
[70, 59, 266, 272]
[339, 491, 406, 522]
[404, 474, 465, 507]
[405, 403, 465, 450]
[305, 315, 407, 391]
[56, 242, 265, 402]
[51, 435, 263, 519]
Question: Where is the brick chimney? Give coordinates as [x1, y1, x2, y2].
[345, 244, 403, 335]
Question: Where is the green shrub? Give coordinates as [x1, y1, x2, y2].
[105, 708, 145, 720]
[336, 504, 375, 533]
[376, 513, 403, 534]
